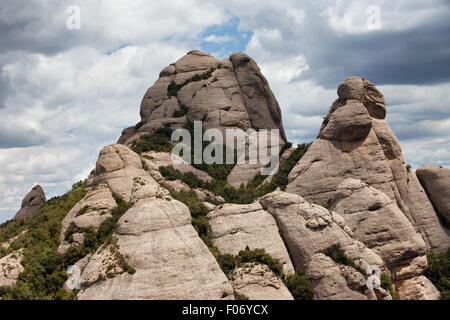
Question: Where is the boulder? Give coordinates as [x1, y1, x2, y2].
[306, 253, 377, 300]
[13, 185, 46, 220]
[78, 198, 234, 300]
[230, 263, 293, 300]
[287, 77, 406, 212]
[91, 144, 169, 203]
[259, 191, 384, 271]
[331, 179, 426, 267]
[207, 202, 295, 274]
[406, 170, 450, 252]
[119, 50, 286, 145]
[320, 99, 372, 141]
[416, 164, 450, 225]
[396, 275, 441, 300]
[0, 250, 24, 287]
[58, 183, 117, 253]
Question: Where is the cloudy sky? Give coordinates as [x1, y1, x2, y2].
[0, 0, 449, 222]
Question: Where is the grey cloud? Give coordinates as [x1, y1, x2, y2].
[0, 125, 49, 148]
[229, 0, 450, 88]
[296, 19, 450, 87]
[0, 74, 10, 109]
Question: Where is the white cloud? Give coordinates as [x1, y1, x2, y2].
[204, 34, 236, 44]
[0, 0, 226, 222]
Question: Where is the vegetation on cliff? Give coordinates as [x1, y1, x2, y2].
[0, 182, 87, 299]
[425, 249, 450, 300]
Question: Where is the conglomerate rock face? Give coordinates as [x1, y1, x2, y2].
[331, 179, 427, 268]
[78, 197, 234, 300]
[306, 253, 378, 300]
[65, 144, 234, 300]
[329, 178, 439, 299]
[2, 52, 448, 301]
[118, 50, 286, 145]
[287, 76, 405, 206]
[117, 50, 286, 188]
[406, 170, 450, 252]
[416, 164, 450, 226]
[207, 202, 295, 275]
[13, 185, 46, 220]
[286, 76, 450, 256]
[259, 191, 385, 300]
[0, 250, 24, 287]
[259, 191, 384, 273]
[230, 263, 293, 300]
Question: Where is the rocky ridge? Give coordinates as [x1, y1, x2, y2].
[0, 52, 449, 301]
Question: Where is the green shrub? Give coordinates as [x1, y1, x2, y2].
[233, 290, 249, 300]
[95, 194, 132, 247]
[71, 180, 84, 190]
[182, 121, 236, 181]
[285, 269, 315, 300]
[236, 247, 283, 277]
[130, 128, 173, 154]
[192, 216, 210, 238]
[217, 254, 236, 275]
[167, 68, 215, 97]
[134, 121, 145, 130]
[0, 183, 88, 300]
[321, 244, 366, 276]
[251, 143, 310, 194]
[425, 249, 450, 300]
[321, 199, 332, 211]
[381, 272, 398, 299]
[172, 105, 189, 117]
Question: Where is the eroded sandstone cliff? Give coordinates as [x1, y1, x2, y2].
[0, 53, 449, 301]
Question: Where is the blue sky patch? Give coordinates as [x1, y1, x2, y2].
[200, 16, 252, 59]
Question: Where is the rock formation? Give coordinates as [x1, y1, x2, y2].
[118, 50, 286, 187]
[331, 179, 426, 268]
[230, 263, 293, 300]
[0, 250, 24, 287]
[406, 170, 450, 251]
[118, 50, 286, 145]
[306, 253, 379, 300]
[70, 144, 234, 299]
[13, 185, 46, 220]
[330, 179, 441, 299]
[286, 76, 450, 254]
[416, 164, 450, 225]
[259, 191, 386, 300]
[207, 202, 295, 275]
[1, 53, 449, 301]
[259, 191, 383, 271]
[78, 198, 233, 300]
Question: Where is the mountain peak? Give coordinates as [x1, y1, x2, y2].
[118, 51, 286, 145]
[13, 185, 46, 220]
